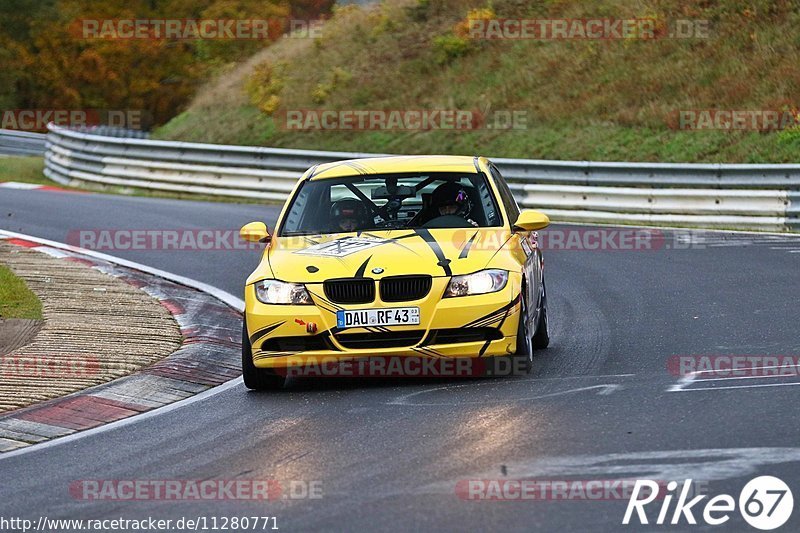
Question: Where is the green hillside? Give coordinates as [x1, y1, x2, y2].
[155, 0, 800, 163]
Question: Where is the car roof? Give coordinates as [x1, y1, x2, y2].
[308, 155, 486, 180]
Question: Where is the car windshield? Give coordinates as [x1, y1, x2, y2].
[279, 172, 503, 236]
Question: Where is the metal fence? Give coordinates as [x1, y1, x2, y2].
[0, 129, 47, 156]
[41, 124, 800, 231]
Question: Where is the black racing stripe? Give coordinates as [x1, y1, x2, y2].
[307, 290, 343, 312]
[362, 326, 390, 334]
[412, 347, 443, 359]
[253, 351, 294, 360]
[312, 161, 349, 177]
[414, 228, 452, 276]
[354, 255, 372, 278]
[306, 294, 337, 314]
[478, 340, 492, 357]
[249, 321, 285, 346]
[384, 240, 421, 255]
[487, 235, 513, 264]
[417, 346, 447, 358]
[468, 314, 505, 329]
[361, 232, 421, 255]
[344, 161, 370, 174]
[465, 309, 508, 328]
[462, 293, 521, 328]
[459, 231, 479, 259]
[497, 308, 511, 329]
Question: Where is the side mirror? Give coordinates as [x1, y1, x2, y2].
[513, 210, 550, 231]
[240, 221, 271, 243]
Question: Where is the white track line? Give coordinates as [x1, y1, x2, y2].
[693, 373, 800, 383]
[674, 381, 800, 392]
[668, 364, 800, 392]
[0, 229, 245, 460]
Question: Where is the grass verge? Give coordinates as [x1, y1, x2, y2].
[0, 263, 42, 319]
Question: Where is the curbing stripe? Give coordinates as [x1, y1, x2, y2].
[0, 419, 75, 439]
[0, 229, 244, 311]
[0, 181, 79, 193]
[0, 230, 245, 456]
[0, 182, 46, 190]
[19, 396, 142, 431]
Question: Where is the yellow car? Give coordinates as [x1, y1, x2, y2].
[240, 155, 550, 389]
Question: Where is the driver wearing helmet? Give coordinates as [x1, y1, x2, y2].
[428, 182, 478, 227]
[330, 198, 369, 232]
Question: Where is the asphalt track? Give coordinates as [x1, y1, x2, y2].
[2, 187, 800, 531]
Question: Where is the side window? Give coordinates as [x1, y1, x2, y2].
[490, 165, 520, 226]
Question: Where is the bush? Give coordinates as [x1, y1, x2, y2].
[245, 62, 285, 115]
[432, 34, 473, 65]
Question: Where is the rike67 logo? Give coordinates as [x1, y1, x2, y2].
[623, 476, 793, 530]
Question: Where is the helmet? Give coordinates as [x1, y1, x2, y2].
[330, 198, 368, 228]
[431, 182, 472, 218]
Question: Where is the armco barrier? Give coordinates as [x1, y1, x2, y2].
[0, 129, 47, 156]
[42, 124, 799, 231]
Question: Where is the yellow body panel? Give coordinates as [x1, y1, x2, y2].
[309, 155, 479, 181]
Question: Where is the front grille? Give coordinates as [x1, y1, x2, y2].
[261, 335, 334, 352]
[424, 328, 503, 345]
[334, 331, 426, 349]
[324, 278, 375, 304]
[379, 275, 432, 302]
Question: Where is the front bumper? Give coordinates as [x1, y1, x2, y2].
[245, 274, 522, 369]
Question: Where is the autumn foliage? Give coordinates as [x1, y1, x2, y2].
[0, 0, 334, 128]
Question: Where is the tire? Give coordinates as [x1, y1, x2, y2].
[532, 278, 550, 350]
[242, 318, 286, 390]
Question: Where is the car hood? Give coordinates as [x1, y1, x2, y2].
[246, 228, 513, 284]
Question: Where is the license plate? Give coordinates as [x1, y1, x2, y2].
[336, 307, 420, 329]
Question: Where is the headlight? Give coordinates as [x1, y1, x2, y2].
[254, 280, 313, 305]
[444, 269, 508, 298]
